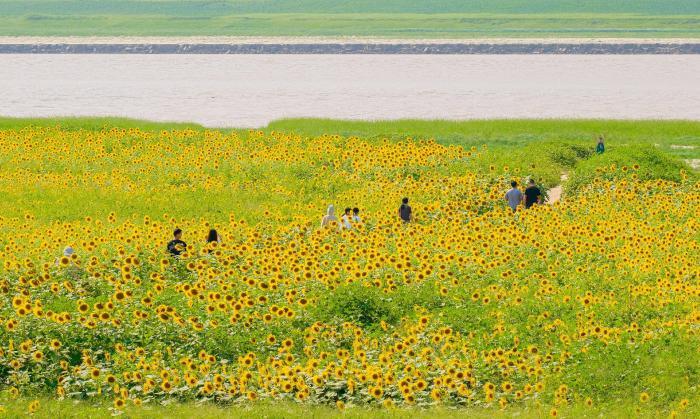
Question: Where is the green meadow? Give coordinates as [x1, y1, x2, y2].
[1, 0, 699, 37]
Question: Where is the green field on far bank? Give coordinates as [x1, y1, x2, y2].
[1, 1, 699, 38]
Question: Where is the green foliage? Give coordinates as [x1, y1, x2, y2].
[313, 282, 400, 328]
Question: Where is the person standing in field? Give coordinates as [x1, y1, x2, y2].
[321, 205, 339, 228]
[505, 180, 523, 212]
[167, 228, 187, 257]
[596, 135, 605, 154]
[523, 179, 543, 209]
[341, 207, 353, 230]
[206, 229, 220, 243]
[55, 246, 75, 266]
[352, 207, 362, 224]
[399, 197, 413, 223]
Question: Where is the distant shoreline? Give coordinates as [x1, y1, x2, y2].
[2, 37, 699, 45]
[1, 37, 699, 54]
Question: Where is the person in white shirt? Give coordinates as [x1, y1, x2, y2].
[352, 207, 362, 224]
[340, 207, 353, 230]
[321, 205, 339, 228]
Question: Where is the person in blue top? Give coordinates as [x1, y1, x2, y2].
[596, 135, 605, 154]
[505, 180, 523, 212]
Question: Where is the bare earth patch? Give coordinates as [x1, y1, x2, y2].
[546, 172, 569, 204]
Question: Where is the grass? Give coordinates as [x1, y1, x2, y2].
[1, 13, 699, 38]
[0, 116, 205, 132]
[3, 1, 700, 15]
[1, 1, 700, 38]
[265, 118, 700, 160]
[0, 397, 694, 418]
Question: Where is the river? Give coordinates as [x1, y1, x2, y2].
[1, 54, 699, 127]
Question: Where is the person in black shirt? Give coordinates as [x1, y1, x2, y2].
[523, 179, 543, 208]
[398, 197, 413, 223]
[167, 228, 187, 257]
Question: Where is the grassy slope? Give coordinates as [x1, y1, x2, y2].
[265, 118, 700, 160]
[0, 397, 682, 419]
[0, 1, 699, 37]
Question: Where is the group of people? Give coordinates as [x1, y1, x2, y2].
[166, 228, 220, 257]
[321, 205, 362, 229]
[69, 137, 607, 260]
[505, 179, 543, 212]
[168, 137, 602, 255]
[321, 197, 413, 230]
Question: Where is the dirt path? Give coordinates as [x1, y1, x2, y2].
[546, 172, 569, 204]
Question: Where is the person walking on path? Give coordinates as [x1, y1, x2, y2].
[523, 179, 543, 209]
[398, 197, 413, 223]
[321, 205, 339, 228]
[167, 228, 187, 257]
[596, 135, 605, 154]
[505, 180, 523, 212]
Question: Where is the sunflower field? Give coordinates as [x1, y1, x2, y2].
[0, 125, 697, 417]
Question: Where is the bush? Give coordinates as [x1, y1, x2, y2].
[312, 282, 400, 328]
